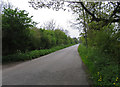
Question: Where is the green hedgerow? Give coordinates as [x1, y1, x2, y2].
[3, 44, 75, 63]
[78, 44, 119, 87]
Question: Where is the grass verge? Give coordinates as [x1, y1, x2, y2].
[3, 44, 75, 63]
[78, 44, 119, 87]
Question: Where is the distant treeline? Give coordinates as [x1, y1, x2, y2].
[2, 7, 79, 56]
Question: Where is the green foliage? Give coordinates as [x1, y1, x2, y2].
[73, 38, 79, 44]
[87, 23, 120, 60]
[54, 29, 67, 45]
[78, 44, 120, 86]
[3, 44, 74, 63]
[76, 1, 120, 86]
[80, 21, 120, 86]
[2, 7, 34, 55]
[29, 27, 41, 50]
[2, 7, 79, 62]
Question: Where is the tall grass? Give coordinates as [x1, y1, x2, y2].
[3, 44, 75, 63]
[78, 44, 119, 86]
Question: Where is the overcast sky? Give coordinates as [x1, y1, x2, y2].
[2, 0, 80, 38]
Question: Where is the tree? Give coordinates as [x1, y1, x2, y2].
[2, 7, 35, 55]
[73, 37, 79, 44]
[28, 1, 120, 48]
[29, 27, 42, 50]
[42, 19, 56, 30]
[28, 1, 120, 24]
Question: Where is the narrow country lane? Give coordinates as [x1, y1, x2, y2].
[2, 44, 89, 85]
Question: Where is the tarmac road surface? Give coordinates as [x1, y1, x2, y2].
[2, 44, 90, 85]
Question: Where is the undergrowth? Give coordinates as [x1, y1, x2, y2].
[78, 44, 120, 87]
[3, 44, 75, 63]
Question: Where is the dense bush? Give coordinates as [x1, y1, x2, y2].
[80, 22, 120, 62]
[78, 44, 119, 86]
[2, 7, 35, 55]
[28, 28, 78, 50]
[79, 21, 120, 86]
[3, 44, 74, 63]
[2, 7, 79, 62]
